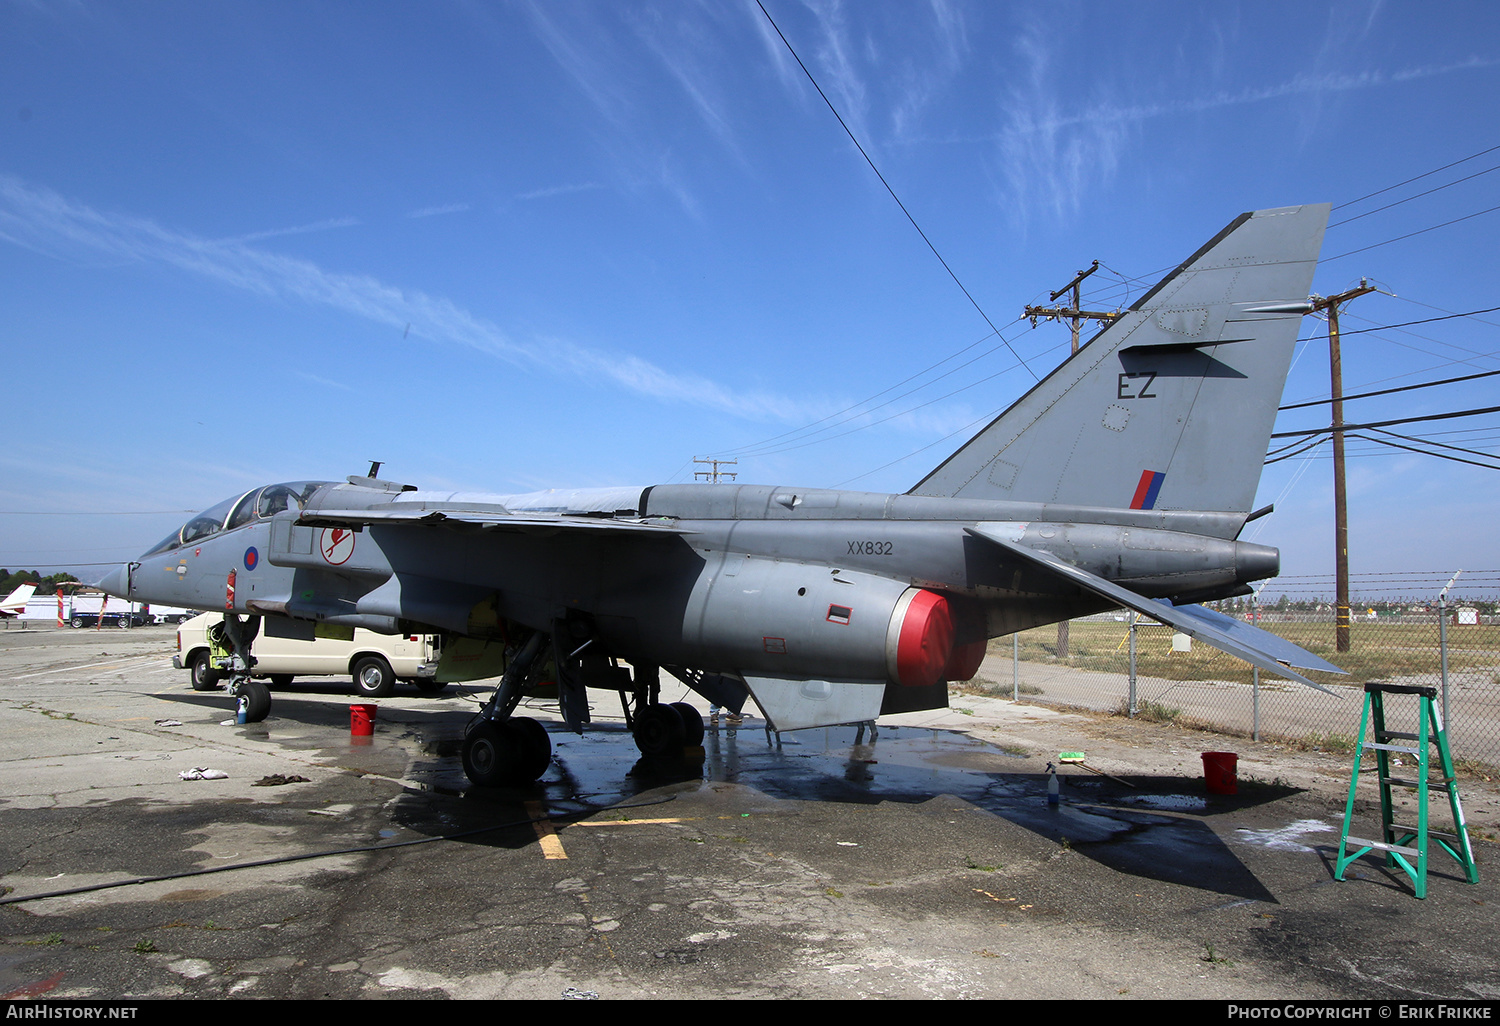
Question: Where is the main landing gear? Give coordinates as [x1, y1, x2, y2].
[461, 632, 555, 787]
[458, 630, 707, 788]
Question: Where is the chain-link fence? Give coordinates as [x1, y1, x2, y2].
[971, 610, 1500, 771]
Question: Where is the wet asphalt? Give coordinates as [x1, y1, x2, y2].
[1, 624, 1497, 1000]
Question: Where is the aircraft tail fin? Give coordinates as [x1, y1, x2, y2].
[1, 583, 37, 615]
[909, 204, 1329, 515]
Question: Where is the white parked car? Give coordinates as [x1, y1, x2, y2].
[173, 612, 442, 697]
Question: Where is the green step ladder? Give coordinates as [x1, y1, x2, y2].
[1335, 683, 1478, 898]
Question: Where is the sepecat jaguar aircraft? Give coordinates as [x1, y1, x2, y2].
[99, 203, 1344, 787]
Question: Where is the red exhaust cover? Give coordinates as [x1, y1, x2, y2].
[942, 639, 987, 683]
[895, 589, 955, 687]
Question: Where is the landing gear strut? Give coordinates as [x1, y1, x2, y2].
[461, 632, 554, 787]
[209, 613, 269, 723]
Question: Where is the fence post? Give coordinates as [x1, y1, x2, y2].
[1251, 593, 1261, 741]
[1438, 570, 1462, 729]
[1128, 612, 1138, 717]
[1012, 633, 1019, 702]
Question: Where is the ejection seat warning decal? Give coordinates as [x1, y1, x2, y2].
[763, 637, 787, 655]
[319, 527, 356, 565]
[827, 605, 852, 626]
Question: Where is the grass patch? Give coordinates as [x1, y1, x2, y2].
[1127, 699, 1183, 724]
[988, 620, 1500, 687]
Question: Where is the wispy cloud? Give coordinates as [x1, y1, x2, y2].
[516, 183, 601, 201]
[993, 47, 1497, 225]
[889, 0, 969, 141]
[223, 216, 360, 244]
[0, 174, 805, 421]
[1033, 57, 1500, 136]
[407, 203, 471, 219]
[294, 370, 355, 392]
[995, 20, 1129, 226]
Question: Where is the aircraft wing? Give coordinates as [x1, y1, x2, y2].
[967, 523, 1344, 694]
[298, 508, 693, 537]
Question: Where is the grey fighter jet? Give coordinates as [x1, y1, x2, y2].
[99, 203, 1344, 787]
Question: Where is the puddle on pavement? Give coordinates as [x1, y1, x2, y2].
[388, 719, 1281, 898]
[1114, 793, 1208, 812]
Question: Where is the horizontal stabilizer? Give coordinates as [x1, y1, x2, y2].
[967, 524, 1344, 694]
[1161, 602, 1346, 675]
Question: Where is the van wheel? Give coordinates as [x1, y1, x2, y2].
[69, 616, 85, 629]
[117, 616, 132, 629]
[190, 651, 222, 691]
[353, 655, 396, 698]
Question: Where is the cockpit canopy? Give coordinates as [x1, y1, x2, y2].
[145, 481, 329, 556]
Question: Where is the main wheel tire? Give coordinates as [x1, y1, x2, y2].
[237, 680, 272, 723]
[190, 651, 222, 691]
[505, 717, 552, 780]
[634, 703, 686, 759]
[669, 702, 705, 747]
[462, 721, 519, 787]
[267, 674, 294, 688]
[352, 655, 396, 698]
[412, 676, 448, 694]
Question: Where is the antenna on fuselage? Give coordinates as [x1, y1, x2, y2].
[367, 461, 383, 479]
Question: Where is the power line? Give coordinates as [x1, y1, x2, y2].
[1296, 304, 1500, 342]
[1335, 141, 1500, 210]
[1270, 404, 1500, 439]
[1278, 368, 1500, 411]
[1324, 203, 1500, 262]
[1348, 432, 1500, 472]
[753, 0, 1036, 382]
[0, 510, 194, 516]
[1329, 160, 1500, 228]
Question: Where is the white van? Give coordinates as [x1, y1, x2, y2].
[173, 612, 441, 697]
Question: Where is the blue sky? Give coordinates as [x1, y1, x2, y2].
[3, 0, 1499, 602]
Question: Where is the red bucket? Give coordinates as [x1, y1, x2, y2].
[350, 704, 378, 737]
[1202, 751, 1238, 794]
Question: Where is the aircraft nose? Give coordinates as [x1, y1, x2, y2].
[97, 563, 130, 598]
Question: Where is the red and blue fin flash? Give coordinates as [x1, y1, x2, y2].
[1129, 470, 1166, 510]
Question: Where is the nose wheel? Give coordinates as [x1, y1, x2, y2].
[235, 679, 272, 723]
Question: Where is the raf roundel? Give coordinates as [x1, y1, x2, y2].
[243, 546, 259, 571]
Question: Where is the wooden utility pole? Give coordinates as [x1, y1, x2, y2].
[1024, 261, 1121, 657]
[693, 457, 738, 483]
[1309, 280, 1375, 653]
[1024, 261, 1123, 356]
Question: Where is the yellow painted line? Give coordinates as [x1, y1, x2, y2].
[525, 801, 568, 860]
[572, 817, 693, 827]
